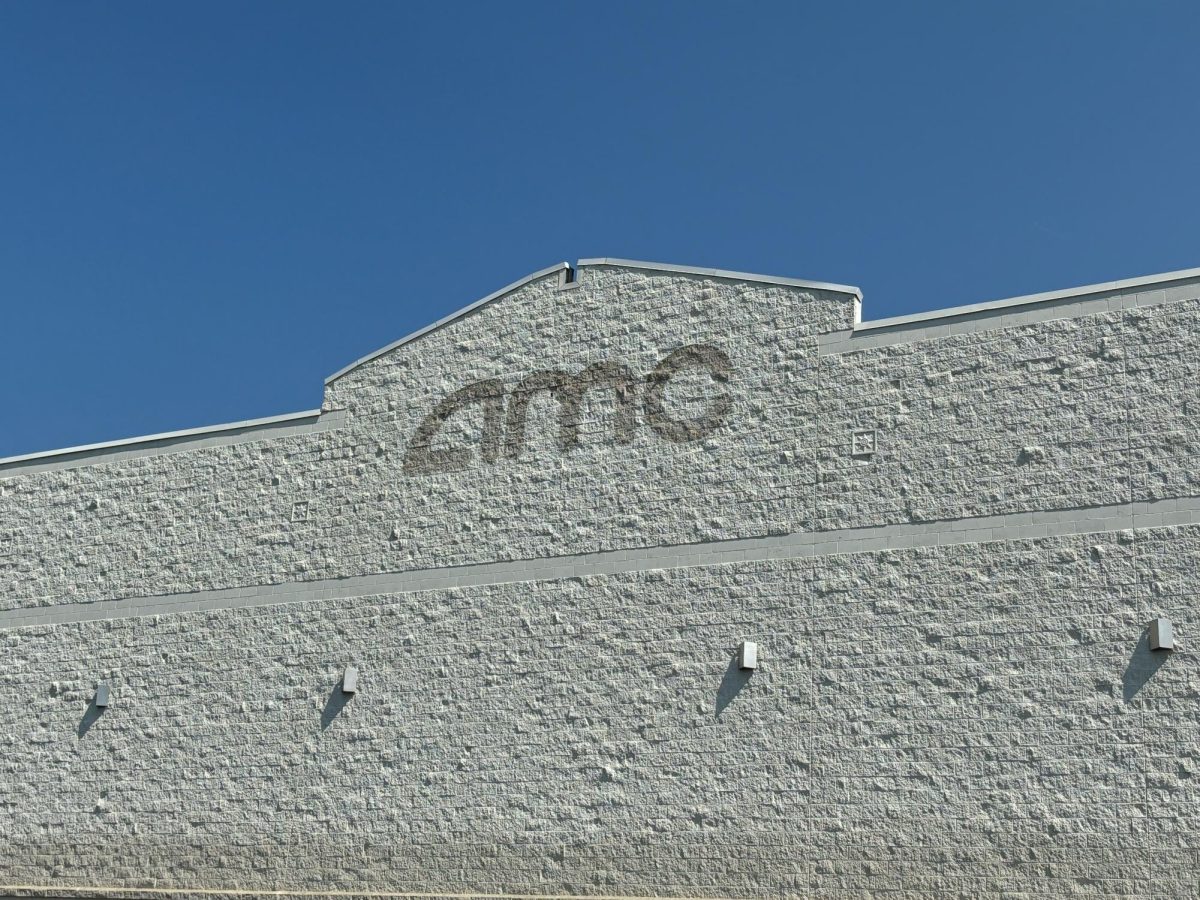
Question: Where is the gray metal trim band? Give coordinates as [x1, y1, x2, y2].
[575, 258, 864, 298]
[0, 410, 347, 476]
[324, 259, 865, 386]
[855, 264, 1200, 332]
[818, 274, 1200, 355]
[324, 263, 571, 384]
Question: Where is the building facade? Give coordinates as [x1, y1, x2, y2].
[1, 258, 1197, 898]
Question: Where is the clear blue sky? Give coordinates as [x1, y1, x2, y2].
[2, 2, 1197, 456]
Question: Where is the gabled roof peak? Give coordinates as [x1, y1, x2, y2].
[324, 258, 862, 385]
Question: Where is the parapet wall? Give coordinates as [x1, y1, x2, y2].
[1, 260, 1199, 898]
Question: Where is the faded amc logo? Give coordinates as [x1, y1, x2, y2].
[403, 344, 733, 476]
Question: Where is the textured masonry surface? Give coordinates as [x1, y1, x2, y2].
[2, 260, 1200, 898]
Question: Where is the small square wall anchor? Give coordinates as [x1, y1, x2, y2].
[738, 641, 758, 671]
[851, 430, 877, 457]
[94, 684, 111, 708]
[1150, 618, 1175, 651]
[341, 665, 358, 695]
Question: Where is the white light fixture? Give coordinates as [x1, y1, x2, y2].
[1150, 618, 1175, 652]
[342, 665, 358, 695]
[95, 684, 111, 708]
[738, 641, 758, 671]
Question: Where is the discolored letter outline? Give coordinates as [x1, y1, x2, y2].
[401, 379, 506, 476]
[642, 344, 733, 443]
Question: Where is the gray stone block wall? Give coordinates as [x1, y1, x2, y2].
[0, 265, 857, 610]
[1, 260, 1198, 898]
[1, 527, 1196, 897]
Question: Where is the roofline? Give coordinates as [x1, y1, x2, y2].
[324, 262, 571, 385]
[5, 257, 863, 469]
[576, 257, 865, 299]
[0, 409, 322, 468]
[7, 259, 1197, 470]
[855, 264, 1200, 332]
[323, 258, 864, 386]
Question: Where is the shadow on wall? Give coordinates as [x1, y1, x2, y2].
[715, 649, 753, 718]
[321, 679, 353, 730]
[78, 700, 104, 738]
[1122, 627, 1169, 702]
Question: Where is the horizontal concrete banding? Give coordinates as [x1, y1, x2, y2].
[2, 493, 1196, 631]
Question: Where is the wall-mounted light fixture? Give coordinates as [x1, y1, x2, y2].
[1150, 618, 1175, 652]
[738, 641, 758, 671]
[342, 665, 358, 695]
[95, 684, 111, 708]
